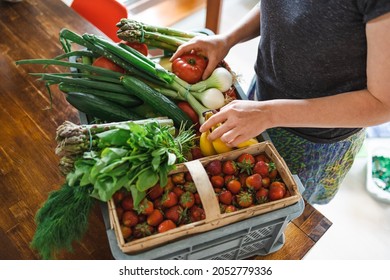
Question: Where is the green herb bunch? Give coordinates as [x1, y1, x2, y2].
[66, 121, 196, 208]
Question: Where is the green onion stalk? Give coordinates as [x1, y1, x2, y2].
[17, 29, 233, 125]
[79, 33, 228, 123]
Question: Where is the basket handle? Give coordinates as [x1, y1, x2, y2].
[184, 160, 221, 222]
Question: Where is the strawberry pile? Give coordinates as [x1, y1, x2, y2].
[113, 171, 205, 241]
[205, 152, 290, 214]
[113, 151, 289, 241]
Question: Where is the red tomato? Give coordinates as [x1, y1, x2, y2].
[121, 41, 148, 56]
[177, 101, 199, 129]
[171, 53, 208, 84]
[92, 56, 125, 73]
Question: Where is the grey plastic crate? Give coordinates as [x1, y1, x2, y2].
[100, 175, 304, 260]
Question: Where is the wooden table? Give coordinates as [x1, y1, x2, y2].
[0, 0, 331, 260]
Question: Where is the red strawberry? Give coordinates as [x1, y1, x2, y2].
[161, 191, 179, 208]
[261, 176, 271, 188]
[246, 173, 263, 191]
[120, 225, 132, 239]
[206, 160, 222, 176]
[158, 219, 177, 233]
[173, 186, 185, 198]
[148, 183, 164, 200]
[224, 174, 236, 185]
[121, 195, 134, 210]
[171, 172, 186, 185]
[189, 205, 205, 222]
[236, 191, 253, 208]
[218, 189, 233, 205]
[268, 162, 278, 179]
[226, 179, 242, 194]
[113, 190, 125, 205]
[224, 205, 237, 213]
[190, 147, 203, 160]
[255, 187, 269, 203]
[222, 160, 237, 175]
[146, 209, 164, 226]
[210, 175, 225, 188]
[138, 199, 154, 215]
[183, 181, 197, 193]
[164, 205, 186, 224]
[253, 160, 269, 177]
[122, 210, 139, 227]
[238, 173, 249, 188]
[185, 171, 193, 182]
[133, 222, 155, 238]
[255, 153, 270, 163]
[194, 193, 202, 205]
[236, 153, 255, 174]
[179, 191, 195, 209]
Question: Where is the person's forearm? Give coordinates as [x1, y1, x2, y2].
[224, 4, 261, 49]
[268, 89, 390, 129]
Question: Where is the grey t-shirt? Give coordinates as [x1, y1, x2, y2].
[255, 0, 390, 143]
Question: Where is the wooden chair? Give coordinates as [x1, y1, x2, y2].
[70, 0, 128, 42]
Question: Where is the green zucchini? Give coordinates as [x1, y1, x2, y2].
[65, 91, 142, 122]
[130, 103, 162, 118]
[59, 83, 142, 108]
[121, 75, 193, 129]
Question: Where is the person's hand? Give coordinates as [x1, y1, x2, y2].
[199, 100, 272, 147]
[170, 34, 231, 80]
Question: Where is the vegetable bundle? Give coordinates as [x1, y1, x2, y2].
[16, 26, 236, 128]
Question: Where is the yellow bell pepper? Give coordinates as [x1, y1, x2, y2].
[200, 130, 217, 156]
[212, 138, 233, 154]
[236, 137, 259, 148]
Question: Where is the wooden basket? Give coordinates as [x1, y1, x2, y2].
[107, 140, 302, 254]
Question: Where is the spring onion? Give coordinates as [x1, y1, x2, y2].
[192, 88, 226, 110]
[190, 67, 234, 92]
[18, 28, 234, 125]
